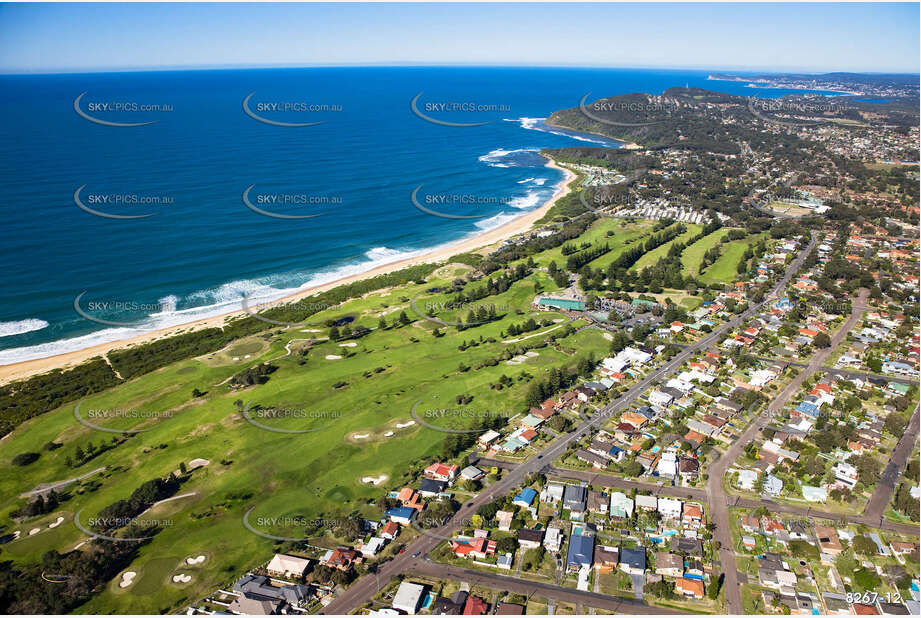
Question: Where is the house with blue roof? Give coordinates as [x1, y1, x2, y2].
[795, 402, 819, 417]
[386, 506, 416, 526]
[513, 488, 538, 508]
[566, 534, 594, 572]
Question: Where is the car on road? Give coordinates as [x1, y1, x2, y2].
[412, 552, 420, 558]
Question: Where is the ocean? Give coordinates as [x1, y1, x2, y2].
[0, 66, 839, 364]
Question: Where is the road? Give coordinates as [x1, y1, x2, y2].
[321, 236, 818, 615]
[706, 287, 869, 614]
[405, 562, 683, 614]
[863, 402, 920, 521]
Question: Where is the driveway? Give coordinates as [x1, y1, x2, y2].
[630, 573, 644, 600]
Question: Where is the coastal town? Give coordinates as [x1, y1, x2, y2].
[0, 65, 918, 618]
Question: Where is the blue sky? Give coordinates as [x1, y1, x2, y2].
[0, 3, 917, 74]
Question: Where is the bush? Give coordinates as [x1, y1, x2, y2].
[12, 452, 40, 466]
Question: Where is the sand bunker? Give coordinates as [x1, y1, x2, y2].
[232, 357, 239, 361]
[325, 354, 342, 360]
[395, 420, 416, 429]
[351, 433, 370, 439]
[383, 431, 394, 437]
[339, 342, 357, 347]
[188, 458, 210, 469]
[553, 318, 566, 323]
[28, 528, 40, 536]
[302, 329, 322, 333]
[48, 516, 64, 528]
[603, 333, 613, 340]
[361, 475, 389, 485]
[172, 573, 192, 584]
[186, 555, 207, 565]
[525, 351, 539, 357]
[119, 571, 137, 588]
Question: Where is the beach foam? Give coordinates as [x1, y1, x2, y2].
[0, 319, 49, 338]
[506, 117, 622, 146]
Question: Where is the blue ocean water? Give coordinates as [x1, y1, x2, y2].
[0, 67, 838, 363]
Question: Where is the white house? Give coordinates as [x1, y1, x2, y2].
[648, 390, 674, 407]
[544, 527, 563, 552]
[657, 497, 683, 521]
[833, 462, 858, 489]
[266, 553, 311, 578]
[392, 581, 426, 614]
[737, 469, 759, 490]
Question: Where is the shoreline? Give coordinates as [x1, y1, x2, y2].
[0, 158, 578, 386]
[543, 117, 642, 150]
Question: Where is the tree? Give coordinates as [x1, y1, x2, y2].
[813, 332, 831, 348]
[852, 535, 877, 556]
[12, 452, 40, 466]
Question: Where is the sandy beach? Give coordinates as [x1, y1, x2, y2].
[0, 158, 577, 385]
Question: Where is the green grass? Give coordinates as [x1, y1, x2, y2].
[629, 224, 703, 272]
[0, 232, 621, 612]
[698, 235, 757, 285]
[532, 217, 652, 270]
[680, 228, 732, 276]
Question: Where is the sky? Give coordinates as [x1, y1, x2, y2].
[0, 2, 918, 74]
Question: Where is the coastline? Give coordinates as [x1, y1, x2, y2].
[543, 117, 641, 150]
[0, 158, 578, 386]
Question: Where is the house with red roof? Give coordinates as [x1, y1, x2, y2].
[424, 463, 459, 482]
[463, 596, 489, 615]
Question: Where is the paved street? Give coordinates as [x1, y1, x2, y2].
[406, 562, 683, 614]
[320, 234, 917, 615]
[707, 287, 869, 614]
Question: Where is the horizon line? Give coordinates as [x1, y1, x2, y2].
[2, 62, 919, 77]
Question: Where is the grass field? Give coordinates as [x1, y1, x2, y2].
[0, 221, 624, 612]
[629, 224, 703, 272]
[699, 235, 759, 285]
[0, 214, 756, 612]
[680, 228, 732, 275]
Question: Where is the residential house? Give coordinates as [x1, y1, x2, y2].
[393, 581, 426, 614]
[266, 554, 310, 579]
[517, 529, 544, 549]
[425, 463, 459, 482]
[655, 552, 684, 578]
[566, 534, 595, 572]
[609, 492, 635, 519]
[676, 578, 705, 599]
[620, 546, 646, 575]
[543, 527, 563, 553]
